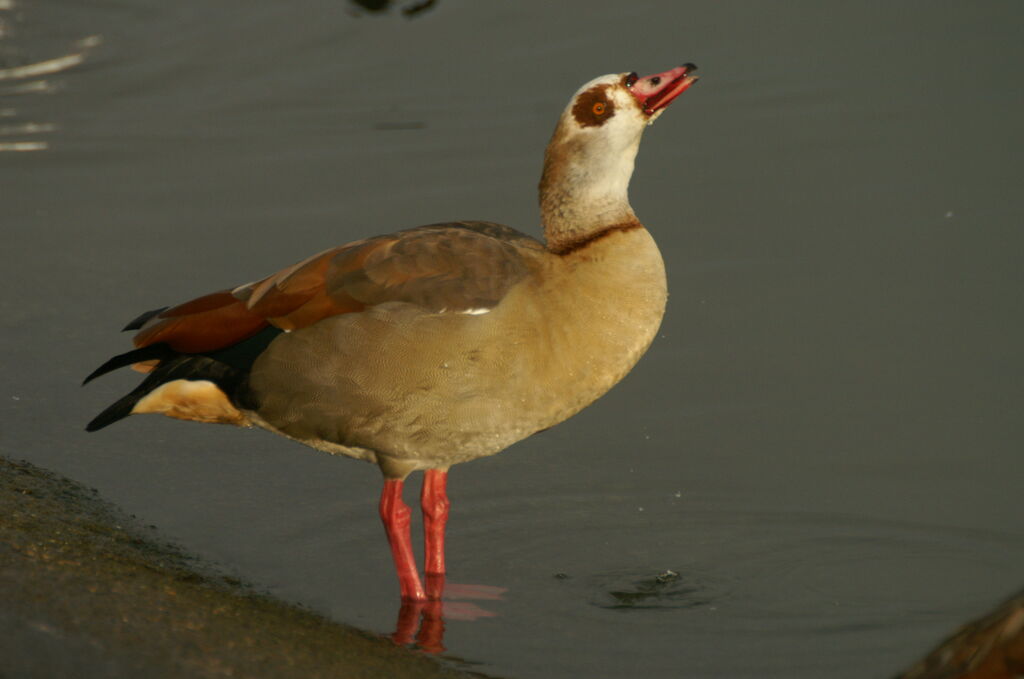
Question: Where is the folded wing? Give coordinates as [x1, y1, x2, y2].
[130, 221, 544, 356]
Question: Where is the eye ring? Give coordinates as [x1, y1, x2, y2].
[592, 102, 606, 115]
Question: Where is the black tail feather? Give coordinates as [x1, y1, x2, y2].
[84, 354, 243, 432]
[85, 387, 150, 432]
[84, 327, 283, 432]
[82, 343, 173, 385]
[122, 306, 168, 331]
[85, 356, 184, 431]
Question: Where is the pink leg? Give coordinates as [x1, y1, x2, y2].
[425, 573, 447, 601]
[421, 469, 450, 578]
[379, 479, 426, 601]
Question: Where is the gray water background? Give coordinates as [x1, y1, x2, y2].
[3, 1, 1023, 677]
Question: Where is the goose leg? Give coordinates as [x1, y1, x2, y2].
[379, 479, 426, 601]
[421, 469, 450, 578]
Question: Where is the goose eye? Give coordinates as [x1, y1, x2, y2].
[592, 102, 606, 115]
[625, 72, 639, 87]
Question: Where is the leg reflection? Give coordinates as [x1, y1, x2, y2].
[390, 574, 508, 653]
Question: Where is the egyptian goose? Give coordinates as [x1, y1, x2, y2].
[85, 64, 699, 601]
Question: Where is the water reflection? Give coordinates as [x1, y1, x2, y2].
[390, 574, 505, 654]
[0, 1, 99, 152]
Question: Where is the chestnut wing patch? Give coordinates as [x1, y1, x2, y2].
[132, 221, 542, 354]
[133, 290, 269, 353]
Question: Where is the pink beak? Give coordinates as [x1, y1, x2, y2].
[628, 64, 699, 116]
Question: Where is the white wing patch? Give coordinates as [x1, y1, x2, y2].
[436, 307, 492, 316]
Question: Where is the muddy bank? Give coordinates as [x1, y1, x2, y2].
[0, 457, 488, 679]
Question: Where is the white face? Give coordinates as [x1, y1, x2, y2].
[545, 73, 652, 214]
[540, 67, 696, 234]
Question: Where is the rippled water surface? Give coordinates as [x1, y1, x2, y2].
[4, 2, 1023, 677]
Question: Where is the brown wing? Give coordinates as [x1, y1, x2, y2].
[132, 222, 544, 354]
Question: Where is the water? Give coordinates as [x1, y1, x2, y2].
[4, 1, 1023, 677]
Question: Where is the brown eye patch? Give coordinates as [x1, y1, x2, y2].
[572, 85, 615, 128]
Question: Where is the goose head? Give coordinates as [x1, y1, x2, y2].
[539, 64, 699, 249]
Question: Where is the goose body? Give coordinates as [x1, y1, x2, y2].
[246, 221, 666, 477]
[86, 64, 699, 600]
